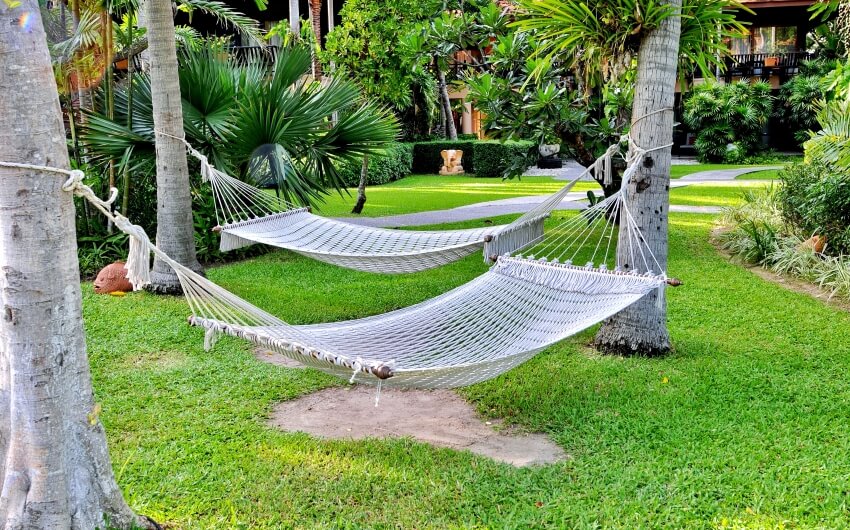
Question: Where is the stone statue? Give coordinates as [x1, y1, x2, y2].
[439, 149, 465, 175]
[93, 262, 134, 294]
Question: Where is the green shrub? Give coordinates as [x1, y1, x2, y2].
[411, 139, 535, 177]
[683, 81, 773, 163]
[337, 143, 414, 187]
[778, 162, 850, 254]
[473, 140, 536, 178]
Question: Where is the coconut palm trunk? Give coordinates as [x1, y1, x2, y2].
[289, 0, 300, 34]
[594, 0, 682, 356]
[0, 3, 148, 528]
[146, 0, 204, 294]
[309, 0, 322, 78]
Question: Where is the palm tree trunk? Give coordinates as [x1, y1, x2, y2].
[135, 0, 151, 71]
[594, 0, 682, 356]
[289, 0, 300, 35]
[437, 68, 457, 140]
[309, 0, 322, 78]
[351, 155, 368, 214]
[146, 0, 204, 293]
[0, 4, 148, 528]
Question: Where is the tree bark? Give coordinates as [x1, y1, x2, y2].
[309, 0, 322, 78]
[146, 0, 204, 294]
[594, 0, 682, 356]
[437, 69, 457, 140]
[0, 3, 148, 528]
[135, 0, 151, 71]
[289, 0, 300, 35]
[351, 156, 368, 214]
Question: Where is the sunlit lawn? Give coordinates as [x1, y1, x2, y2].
[669, 182, 772, 208]
[314, 168, 772, 218]
[89, 208, 850, 528]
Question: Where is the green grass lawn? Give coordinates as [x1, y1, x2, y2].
[669, 182, 772, 208]
[737, 169, 780, 180]
[314, 170, 775, 218]
[315, 174, 601, 217]
[88, 207, 850, 528]
[669, 164, 758, 179]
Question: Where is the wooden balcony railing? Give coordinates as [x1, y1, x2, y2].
[715, 51, 814, 82]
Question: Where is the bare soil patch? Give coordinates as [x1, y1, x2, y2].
[267, 386, 567, 467]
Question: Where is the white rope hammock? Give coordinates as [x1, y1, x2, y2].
[0, 132, 672, 391]
[164, 133, 629, 273]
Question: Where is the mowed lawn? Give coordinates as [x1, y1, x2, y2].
[315, 167, 775, 218]
[88, 195, 850, 527]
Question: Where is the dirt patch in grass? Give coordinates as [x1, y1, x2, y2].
[254, 347, 305, 368]
[123, 350, 188, 371]
[267, 385, 568, 467]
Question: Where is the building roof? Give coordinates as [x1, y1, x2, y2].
[737, 0, 817, 8]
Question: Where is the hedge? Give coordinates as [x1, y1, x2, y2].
[338, 143, 414, 188]
[411, 140, 535, 177]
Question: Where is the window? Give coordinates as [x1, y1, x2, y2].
[729, 26, 798, 55]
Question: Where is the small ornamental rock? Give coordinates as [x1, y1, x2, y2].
[93, 262, 134, 294]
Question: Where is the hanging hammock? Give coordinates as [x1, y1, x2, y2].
[0, 135, 673, 390]
[174, 137, 623, 274]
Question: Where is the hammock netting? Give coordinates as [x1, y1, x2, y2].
[0, 135, 670, 390]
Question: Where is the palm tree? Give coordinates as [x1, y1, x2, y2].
[146, 0, 204, 293]
[289, 0, 300, 34]
[81, 45, 399, 208]
[515, 0, 740, 355]
[309, 0, 322, 77]
[0, 2, 150, 528]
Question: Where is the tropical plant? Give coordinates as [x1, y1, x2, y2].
[683, 80, 773, 163]
[81, 45, 399, 208]
[778, 161, 850, 254]
[514, 0, 748, 88]
[775, 61, 834, 145]
[323, 0, 442, 123]
[804, 98, 850, 170]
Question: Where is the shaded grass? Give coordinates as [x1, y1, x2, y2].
[88, 211, 850, 529]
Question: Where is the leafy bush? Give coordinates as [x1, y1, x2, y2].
[472, 141, 536, 178]
[778, 162, 850, 254]
[337, 143, 414, 187]
[683, 81, 773, 163]
[774, 61, 836, 145]
[411, 140, 535, 177]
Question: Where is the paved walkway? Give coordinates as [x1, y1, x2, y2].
[340, 193, 720, 228]
[678, 166, 780, 181]
[337, 161, 775, 228]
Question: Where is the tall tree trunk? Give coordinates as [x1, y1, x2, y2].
[351, 156, 368, 214]
[135, 0, 151, 71]
[289, 0, 300, 35]
[0, 3, 148, 528]
[146, 0, 204, 294]
[437, 69, 457, 140]
[309, 0, 322, 78]
[594, 0, 682, 356]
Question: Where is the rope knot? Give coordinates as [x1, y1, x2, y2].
[62, 170, 86, 193]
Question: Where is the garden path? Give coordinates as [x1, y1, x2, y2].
[678, 165, 781, 181]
